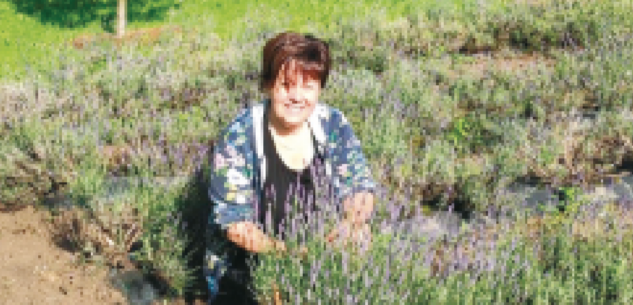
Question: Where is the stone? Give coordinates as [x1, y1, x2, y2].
[612, 182, 633, 203]
[109, 270, 157, 305]
[581, 185, 619, 205]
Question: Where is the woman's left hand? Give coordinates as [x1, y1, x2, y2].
[288, 245, 309, 260]
[326, 220, 372, 252]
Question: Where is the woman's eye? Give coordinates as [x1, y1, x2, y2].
[279, 82, 315, 90]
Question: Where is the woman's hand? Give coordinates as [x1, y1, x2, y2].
[325, 220, 372, 253]
[294, 245, 309, 260]
[270, 239, 308, 260]
[269, 239, 288, 257]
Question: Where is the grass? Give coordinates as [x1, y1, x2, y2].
[3, 0, 633, 303]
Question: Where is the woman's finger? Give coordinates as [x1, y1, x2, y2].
[272, 281, 283, 305]
[325, 227, 340, 243]
[298, 246, 308, 259]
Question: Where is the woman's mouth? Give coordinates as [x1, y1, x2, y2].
[285, 104, 305, 114]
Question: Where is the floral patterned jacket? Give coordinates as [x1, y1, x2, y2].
[204, 98, 377, 299]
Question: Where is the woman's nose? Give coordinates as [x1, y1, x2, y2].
[287, 85, 301, 101]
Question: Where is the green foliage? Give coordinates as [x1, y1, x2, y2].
[3, 0, 633, 302]
[0, 119, 94, 209]
[133, 184, 193, 297]
[358, 103, 411, 163]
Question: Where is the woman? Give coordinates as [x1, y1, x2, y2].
[204, 32, 377, 304]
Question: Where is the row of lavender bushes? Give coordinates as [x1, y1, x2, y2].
[250, 158, 633, 304]
[1, 0, 633, 302]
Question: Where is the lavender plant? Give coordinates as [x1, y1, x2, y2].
[3, 0, 633, 303]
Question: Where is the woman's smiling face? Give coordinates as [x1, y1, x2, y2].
[266, 59, 322, 136]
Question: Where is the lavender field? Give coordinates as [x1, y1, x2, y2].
[2, 0, 633, 303]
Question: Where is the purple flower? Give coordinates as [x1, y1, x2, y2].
[440, 118, 449, 130]
[278, 219, 285, 240]
[511, 237, 518, 251]
[500, 262, 507, 276]
[342, 251, 349, 274]
[423, 250, 434, 269]
[459, 250, 470, 270]
[265, 209, 272, 233]
[487, 256, 496, 273]
[285, 185, 293, 213]
[384, 261, 390, 283]
[363, 270, 372, 289]
[390, 203, 402, 223]
[397, 272, 406, 286]
[291, 217, 298, 240]
[310, 268, 318, 288]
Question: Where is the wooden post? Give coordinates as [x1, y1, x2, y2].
[117, 0, 127, 39]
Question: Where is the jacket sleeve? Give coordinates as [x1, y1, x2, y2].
[328, 109, 377, 203]
[208, 123, 256, 233]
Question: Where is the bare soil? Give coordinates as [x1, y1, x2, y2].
[457, 51, 557, 79]
[0, 205, 127, 304]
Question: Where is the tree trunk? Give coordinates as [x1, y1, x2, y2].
[117, 0, 127, 38]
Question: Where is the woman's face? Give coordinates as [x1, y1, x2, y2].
[266, 59, 321, 135]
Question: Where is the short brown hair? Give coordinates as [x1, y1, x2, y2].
[260, 32, 331, 92]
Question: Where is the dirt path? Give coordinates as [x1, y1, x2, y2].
[0, 205, 127, 304]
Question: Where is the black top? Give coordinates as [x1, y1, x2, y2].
[226, 103, 324, 274]
[257, 102, 324, 240]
